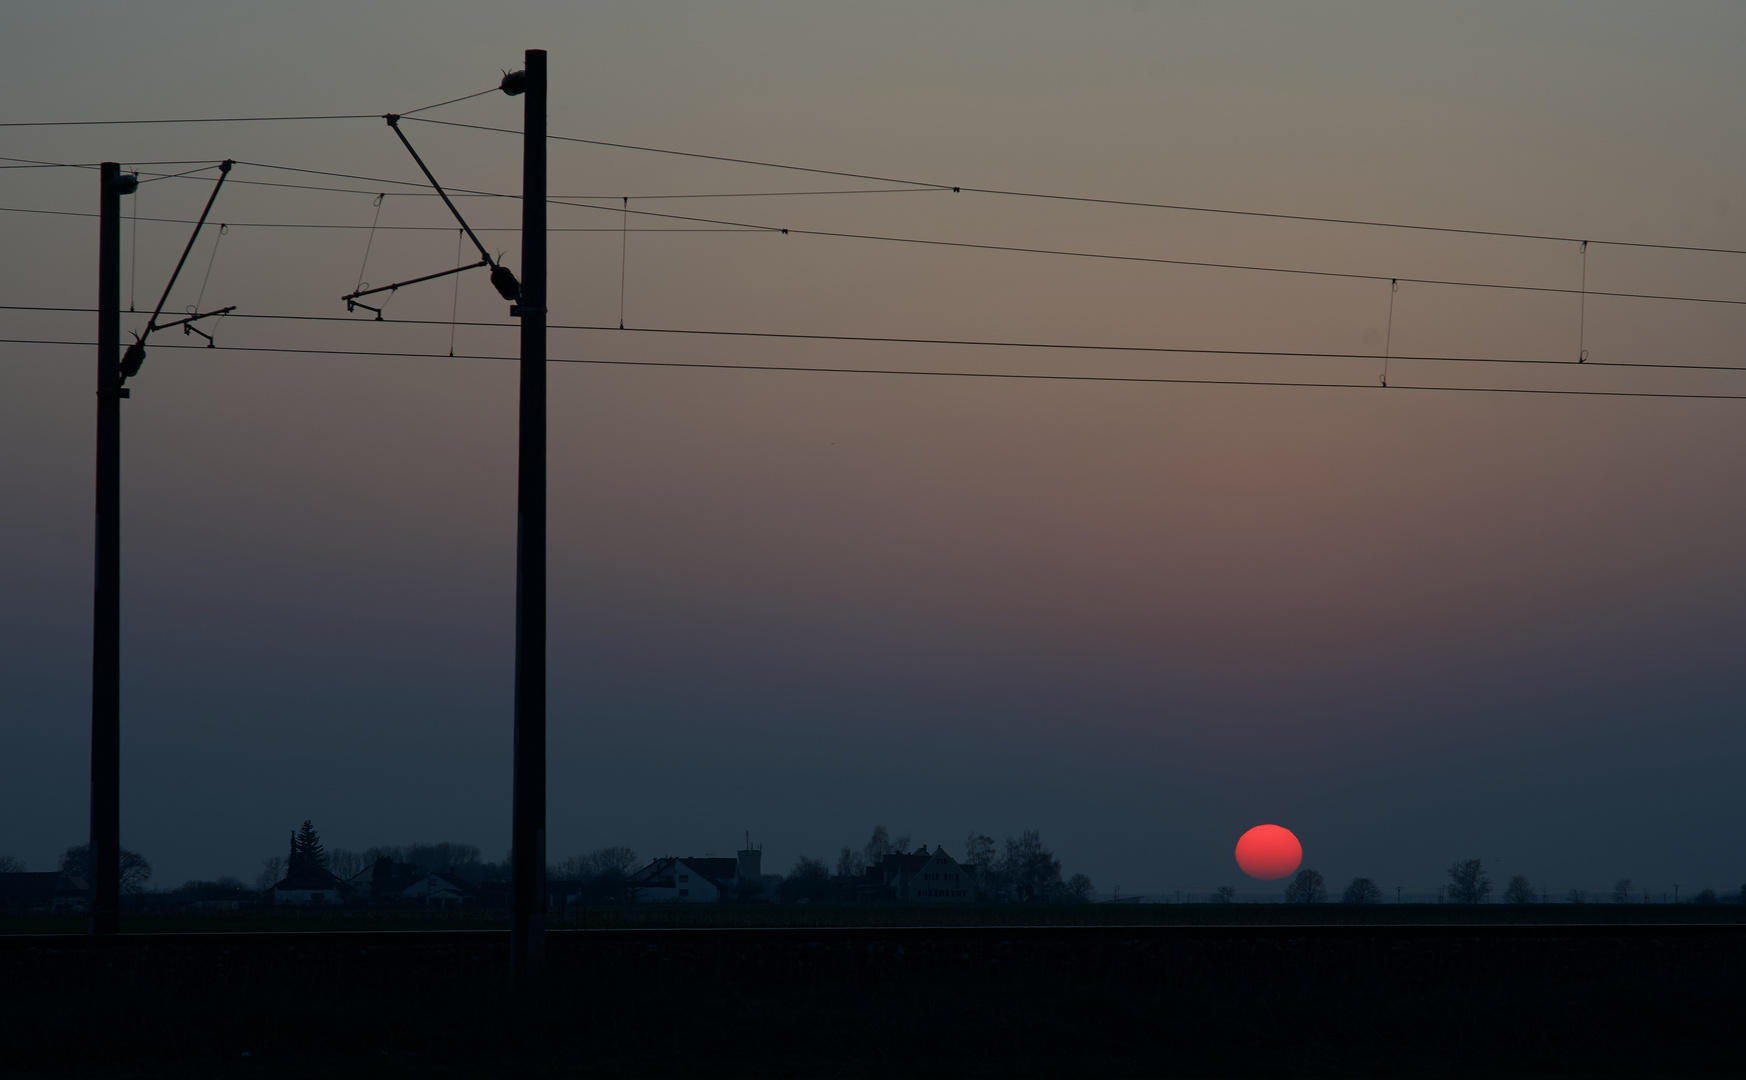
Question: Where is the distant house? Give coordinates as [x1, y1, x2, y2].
[345, 856, 421, 902]
[0, 872, 88, 912]
[627, 847, 762, 903]
[270, 865, 347, 904]
[863, 846, 973, 903]
[168, 879, 258, 911]
[401, 872, 476, 908]
[270, 820, 347, 904]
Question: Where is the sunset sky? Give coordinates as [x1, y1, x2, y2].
[3, 1, 1744, 896]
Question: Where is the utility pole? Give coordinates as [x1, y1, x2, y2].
[91, 162, 133, 935]
[510, 47, 549, 985]
[89, 159, 225, 934]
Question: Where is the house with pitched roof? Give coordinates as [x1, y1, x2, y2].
[0, 871, 88, 912]
[345, 855, 422, 901]
[401, 871, 476, 907]
[269, 820, 347, 904]
[270, 864, 347, 904]
[626, 846, 762, 902]
[862, 845, 973, 902]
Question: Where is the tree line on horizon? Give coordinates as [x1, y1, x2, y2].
[0, 823, 1096, 906]
[1259, 860, 1738, 905]
[5, 841, 1742, 906]
[256, 823, 644, 902]
[776, 826, 1094, 904]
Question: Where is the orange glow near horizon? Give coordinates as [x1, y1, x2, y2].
[1235, 824, 1303, 880]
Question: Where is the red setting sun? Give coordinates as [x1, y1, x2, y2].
[1235, 824, 1303, 880]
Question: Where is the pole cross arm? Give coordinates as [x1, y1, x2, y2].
[341, 259, 491, 318]
[138, 162, 232, 343]
[360, 117, 523, 310]
[121, 162, 235, 385]
[383, 114, 500, 271]
[122, 306, 237, 371]
[149, 305, 237, 335]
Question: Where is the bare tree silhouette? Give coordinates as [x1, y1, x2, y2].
[1446, 859, 1492, 904]
[1503, 875, 1536, 904]
[60, 844, 151, 894]
[1342, 877, 1382, 904]
[1285, 868, 1326, 903]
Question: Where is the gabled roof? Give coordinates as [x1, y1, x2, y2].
[868, 845, 963, 885]
[626, 859, 674, 886]
[0, 872, 73, 906]
[627, 856, 740, 889]
[275, 865, 345, 892]
[870, 851, 931, 877]
[349, 857, 420, 896]
[414, 871, 476, 894]
[677, 858, 738, 886]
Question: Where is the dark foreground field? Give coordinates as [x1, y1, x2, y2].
[7, 900, 1742, 936]
[2, 916, 1742, 1078]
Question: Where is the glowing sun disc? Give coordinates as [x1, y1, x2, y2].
[1235, 824, 1303, 880]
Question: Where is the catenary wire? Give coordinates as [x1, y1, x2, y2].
[20, 158, 1740, 309]
[0, 205, 753, 232]
[405, 116, 947, 190]
[228, 160, 942, 200]
[402, 116, 1746, 258]
[399, 87, 499, 117]
[135, 163, 225, 184]
[7, 112, 1742, 255]
[0, 155, 95, 168]
[8, 308, 1746, 375]
[13, 156, 868, 207]
[105, 172, 1746, 310]
[5, 184, 1738, 311]
[14, 155, 936, 202]
[0, 114, 379, 127]
[83, 162, 1700, 308]
[562, 187, 944, 200]
[128, 182, 138, 310]
[6, 335, 1746, 403]
[547, 197, 1746, 309]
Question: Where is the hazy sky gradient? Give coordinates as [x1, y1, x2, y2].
[3, 1, 1744, 897]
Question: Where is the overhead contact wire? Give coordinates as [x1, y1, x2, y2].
[10, 310, 1746, 374]
[8, 336, 1746, 403]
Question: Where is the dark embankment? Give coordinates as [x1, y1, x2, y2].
[2, 921, 1741, 1077]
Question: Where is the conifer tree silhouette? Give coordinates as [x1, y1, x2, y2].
[289, 821, 326, 874]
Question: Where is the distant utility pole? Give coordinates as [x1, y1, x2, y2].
[90, 162, 132, 936]
[509, 47, 549, 986]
